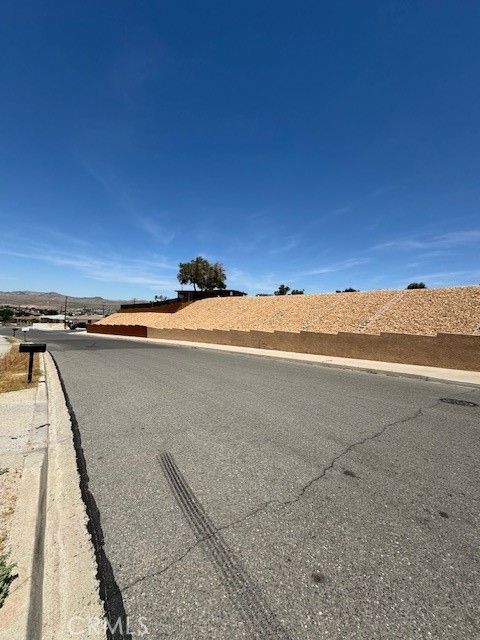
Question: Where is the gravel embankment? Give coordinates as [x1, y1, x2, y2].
[96, 286, 480, 336]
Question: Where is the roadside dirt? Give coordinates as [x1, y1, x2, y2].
[0, 468, 21, 554]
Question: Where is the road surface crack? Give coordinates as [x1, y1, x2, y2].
[121, 501, 272, 592]
[123, 403, 433, 592]
[280, 404, 433, 507]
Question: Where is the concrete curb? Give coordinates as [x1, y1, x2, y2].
[48, 352, 130, 640]
[42, 352, 104, 639]
[0, 357, 48, 640]
[74, 331, 480, 388]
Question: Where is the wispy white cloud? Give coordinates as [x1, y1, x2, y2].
[374, 239, 426, 250]
[110, 34, 171, 103]
[436, 230, 480, 245]
[137, 215, 175, 245]
[0, 240, 178, 292]
[229, 257, 371, 293]
[45, 229, 93, 249]
[312, 205, 352, 224]
[300, 257, 370, 277]
[393, 269, 480, 288]
[269, 237, 300, 255]
[369, 184, 398, 198]
[413, 269, 480, 279]
[78, 154, 177, 246]
[373, 229, 480, 251]
[328, 205, 352, 216]
[228, 268, 278, 293]
[413, 250, 452, 260]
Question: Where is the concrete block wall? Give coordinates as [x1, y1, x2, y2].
[88, 324, 148, 337]
[86, 324, 480, 371]
[145, 327, 480, 371]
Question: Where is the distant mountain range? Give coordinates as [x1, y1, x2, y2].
[0, 290, 139, 312]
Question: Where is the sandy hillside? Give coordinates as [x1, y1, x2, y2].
[96, 286, 480, 336]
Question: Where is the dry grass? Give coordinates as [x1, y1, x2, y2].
[0, 346, 41, 393]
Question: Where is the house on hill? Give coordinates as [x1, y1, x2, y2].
[175, 289, 246, 302]
[120, 289, 246, 313]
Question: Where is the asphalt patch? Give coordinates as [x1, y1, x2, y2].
[440, 398, 478, 407]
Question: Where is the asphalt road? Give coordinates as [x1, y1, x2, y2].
[5, 329, 480, 639]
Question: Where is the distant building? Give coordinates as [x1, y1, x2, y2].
[120, 289, 246, 312]
[13, 315, 39, 325]
[38, 314, 102, 324]
[175, 289, 246, 302]
[39, 314, 66, 323]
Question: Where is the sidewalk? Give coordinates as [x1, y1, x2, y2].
[0, 349, 103, 639]
[0, 349, 47, 638]
[0, 381, 39, 630]
[77, 331, 480, 387]
[0, 336, 11, 357]
[0, 336, 38, 554]
[0, 385, 37, 554]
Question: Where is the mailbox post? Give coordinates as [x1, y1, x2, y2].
[19, 343, 46, 383]
[12, 327, 18, 338]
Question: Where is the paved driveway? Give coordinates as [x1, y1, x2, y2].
[15, 330, 480, 639]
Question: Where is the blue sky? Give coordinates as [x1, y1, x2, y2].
[1, 1, 479, 299]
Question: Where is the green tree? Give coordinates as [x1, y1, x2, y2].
[177, 261, 192, 288]
[274, 284, 290, 295]
[38, 308, 58, 315]
[0, 307, 14, 323]
[336, 287, 358, 293]
[406, 282, 426, 289]
[205, 262, 226, 290]
[177, 257, 227, 291]
[290, 289, 304, 295]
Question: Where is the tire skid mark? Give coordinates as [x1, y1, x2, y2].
[158, 451, 291, 640]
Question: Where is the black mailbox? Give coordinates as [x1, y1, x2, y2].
[19, 343, 46, 382]
[19, 343, 47, 353]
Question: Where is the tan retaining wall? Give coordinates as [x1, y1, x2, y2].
[145, 327, 480, 372]
[87, 324, 148, 338]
